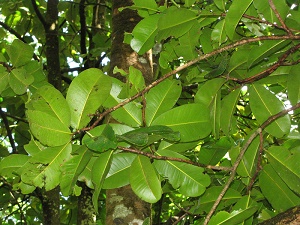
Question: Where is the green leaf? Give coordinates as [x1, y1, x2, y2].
[228, 49, 248, 73]
[145, 79, 181, 126]
[287, 64, 300, 107]
[260, 164, 300, 212]
[210, 89, 221, 139]
[214, 0, 226, 11]
[220, 88, 240, 136]
[192, 187, 242, 214]
[9, 68, 34, 95]
[132, 0, 158, 17]
[27, 85, 71, 127]
[21, 143, 72, 191]
[157, 7, 197, 41]
[130, 155, 162, 203]
[249, 84, 291, 138]
[24, 138, 44, 156]
[225, 0, 253, 39]
[66, 68, 112, 129]
[92, 150, 113, 211]
[6, 39, 33, 67]
[152, 104, 211, 142]
[154, 150, 210, 197]
[103, 81, 142, 127]
[247, 40, 290, 69]
[266, 146, 300, 195]
[195, 78, 225, 107]
[131, 14, 161, 54]
[103, 153, 136, 189]
[26, 110, 72, 146]
[84, 125, 118, 152]
[60, 145, 93, 196]
[0, 154, 29, 177]
[211, 19, 227, 46]
[0, 65, 9, 93]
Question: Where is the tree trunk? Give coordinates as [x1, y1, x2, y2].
[258, 206, 300, 225]
[77, 182, 96, 225]
[106, 0, 153, 224]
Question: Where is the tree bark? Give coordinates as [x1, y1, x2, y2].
[258, 206, 300, 225]
[77, 182, 96, 225]
[106, 0, 153, 224]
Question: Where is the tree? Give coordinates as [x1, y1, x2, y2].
[1, 0, 300, 224]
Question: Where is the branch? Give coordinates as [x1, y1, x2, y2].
[80, 34, 300, 133]
[203, 101, 300, 225]
[118, 146, 231, 171]
[31, 0, 47, 28]
[268, 0, 293, 35]
[0, 108, 17, 154]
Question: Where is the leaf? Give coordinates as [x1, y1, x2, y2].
[266, 146, 300, 195]
[259, 164, 300, 212]
[145, 79, 181, 126]
[66, 68, 112, 129]
[249, 84, 291, 138]
[27, 85, 71, 127]
[247, 40, 290, 68]
[211, 89, 221, 139]
[152, 104, 211, 142]
[84, 125, 118, 152]
[130, 155, 162, 203]
[287, 64, 300, 109]
[131, 14, 161, 54]
[0, 154, 29, 177]
[60, 145, 93, 196]
[103, 81, 142, 127]
[156, 7, 198, 41]
[194, 78, 225, 107]
[154, 150, 210, 197]
[26, 110, 72, 146]
[132, 0, 158, 17]
[6, 39, 33, 67]
[21, 143, 72, 191]
[103, 153, 136, 189]
[191, 186, 242, 214]
[220, 88, 240, 136]
[211, 19, 227, 46]
[0, 65, 9, 93]
[9, 68, 34, 95]
[214, 0, 226, 11]
[225, 0, 253, 39]
[92, 150, 113, 211]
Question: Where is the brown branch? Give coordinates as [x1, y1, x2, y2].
[31, 0, 47, 28]
[117, 146, 231, 171]
[79, 34, 300, 133]
[0, 108, 17, 154]
[268, 0, 293, 35]
[203, 101, 300, 225]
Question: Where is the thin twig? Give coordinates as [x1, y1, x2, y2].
[0, 108, 17, 154]
[31, 0, 47, 28]
[203, 102, 300, 225]
[118, 146, 231, 171]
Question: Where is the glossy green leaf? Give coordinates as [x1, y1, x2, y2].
[154, 150, 210, 197]
[6, 39, 33, 67]
[103, 153, 136, 189]
[157, 7, 197, 41]
[132, 0, 158, 17]
[287, 64, 300, 107]
[200, 28, 213, 54]
[27, 85, 71, 127]
[230, 133, 260, 179]
[84, 125, 118, 152]
[21, 143, 72, 191]
[220, 88, 240, 136]
[211, 19, 227, 46]
[0, 65, 9, 93]
[92, 150, 113, 210]
[66, 68, 112, 129]
[131, 14, 161, 54]
[26, 110, 72, 146]
[192, 187, 241, 214]
[259, 164, 300, 212]
[228, 49, 248, 73]
[9, 68, 34, 95]
[247, 40, 290, 68]
[158, 140, 199, 153]
[130, 155, 162, 203]
[145, 79, 181, 126]
[78, 156, 97, 189]
[214, 0, 226, 11]
[231, 195, 258, 225]
[103, 81, 142, 127]
[211, 89, 221, 139]
[266, 146, 300, 195]
[0, 154, 29, 177]
[249, 84, 291, 138]
[152, 104, 211, 142]
[225, 0, 253, 39]
[60, 145, 93, 196]
[195, 78, 225, 107]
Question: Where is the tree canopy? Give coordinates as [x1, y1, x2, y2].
[1, 0, 300, 224]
